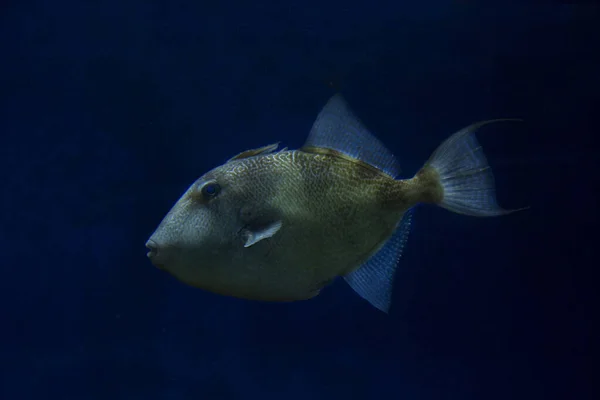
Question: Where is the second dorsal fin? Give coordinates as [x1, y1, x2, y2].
[301, 94, 400, 177]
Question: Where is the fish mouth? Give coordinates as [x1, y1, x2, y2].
[145, 239, 166, 270]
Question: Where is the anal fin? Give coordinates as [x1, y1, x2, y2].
[344, 210, 413, 313]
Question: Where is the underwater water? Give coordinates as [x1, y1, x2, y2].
[0, 1, 595, 399]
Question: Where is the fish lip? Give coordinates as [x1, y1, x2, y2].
[145, 239, 159, 257]
[145, 239, 165, 269]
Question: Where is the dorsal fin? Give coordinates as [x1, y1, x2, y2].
[301, 94, 400, 177]
[228, 143, 282, 162]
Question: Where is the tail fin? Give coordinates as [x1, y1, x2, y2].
[419, 119, 525, 217]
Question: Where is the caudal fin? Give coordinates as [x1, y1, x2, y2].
[420, 119, 525, 217]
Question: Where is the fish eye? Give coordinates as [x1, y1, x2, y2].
[201, 181, 220, 198]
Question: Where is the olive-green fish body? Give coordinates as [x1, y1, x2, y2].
[146, 95, 522, 312]
[227, 149, 405, 300]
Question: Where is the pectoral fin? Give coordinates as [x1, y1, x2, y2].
[242, 220, 282, 248]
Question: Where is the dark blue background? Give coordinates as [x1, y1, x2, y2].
[0, 1, 595, 399]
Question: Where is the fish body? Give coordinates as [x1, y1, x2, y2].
[146, 95, 521, 312]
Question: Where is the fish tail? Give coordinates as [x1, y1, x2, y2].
[412, 119, 526, 216]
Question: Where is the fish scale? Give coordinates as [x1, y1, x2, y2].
[146, 94, 524, 313]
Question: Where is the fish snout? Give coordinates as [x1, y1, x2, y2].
[145, 239, 169, 269]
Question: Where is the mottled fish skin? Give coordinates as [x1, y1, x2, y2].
[148, 148, 413, 302]
[146, 95, 522, 311]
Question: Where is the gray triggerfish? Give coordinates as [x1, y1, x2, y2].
[146, 94, 523, 313]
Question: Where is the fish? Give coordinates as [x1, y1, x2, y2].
[145, 94, 524, 313]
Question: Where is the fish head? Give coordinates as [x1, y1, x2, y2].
[145, 157, 283, 293]
[145, 163, 249, 287]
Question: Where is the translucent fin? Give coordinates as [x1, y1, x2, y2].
[228, 143, 280, 162]
[344, 210, 413, 313]
[302, 94, 401, 177]
[242, 220, 282, 248]
[424, 119, 526, 216]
